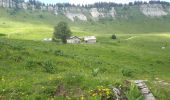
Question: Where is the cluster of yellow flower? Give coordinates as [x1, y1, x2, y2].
[1, 76, 5, 81]
[65, 95, 85, 100]
[89, 86, 114, 98]
[80, 95, 85, 100]
[66, 96, 71, 100]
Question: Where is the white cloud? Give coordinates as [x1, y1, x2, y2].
[69, 0, 151, 5]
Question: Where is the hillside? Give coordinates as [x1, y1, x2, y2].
[0, 1, 170, 100]
[1, 33, 170, 99]
[1, 3, 170, 39]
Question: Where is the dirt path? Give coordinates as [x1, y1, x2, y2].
[154, 78, 170, 89]
[125, 36, 138, 40]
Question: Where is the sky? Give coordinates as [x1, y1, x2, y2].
[27, 0, 170, 4]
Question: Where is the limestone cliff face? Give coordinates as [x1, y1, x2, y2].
[63, 7, 87, 21]
[90, 8, 116, 19]
[63, 7, 117, 21]
[65, 13, 87, 21]
[140, 4, 168, 17]
[110, 7, 116, 18]
[167, 7, 170, 13]
[0, 0, 170, 21]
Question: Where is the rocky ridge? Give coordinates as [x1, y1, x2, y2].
[140, 4, 168, 17]
[0, 0, 170, 21]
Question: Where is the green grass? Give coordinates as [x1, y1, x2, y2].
[1, 33, 170, 99]
[0, 7, 170, 99]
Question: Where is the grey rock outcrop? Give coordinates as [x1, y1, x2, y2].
[134, 80, 156, 100]
[109, 7, 116, 18]
[140, 4, 168, 17]
[65, 13, 87, 21]
[90, 7, 116, 20]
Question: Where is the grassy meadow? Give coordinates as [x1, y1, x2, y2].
[0, 7, 170, 99]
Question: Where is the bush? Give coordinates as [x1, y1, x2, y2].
[0, 33, 6, 37]
[54, 50, 64, 56]
[121, 68, 134, 77]
[9, 55, 23, 62]
[26, 60, 37, 69]
[126, 84, 144, 100]
[39, 14, 44, 18]
[42, 60, 55, 74]
[92, 68, 99, 77]
[111, 34, 117, 39]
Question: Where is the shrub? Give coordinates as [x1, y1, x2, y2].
[0, 33, 6, 37]
[126, 84, 144, 100]
[54, 50, 64, 56]
[9, 55, 23, 62]
[92, 68, 99, 77]
[39, 14, 44, 18]
[26, 60, 37, 69]
[42, 60, 55, 74]
[121, 68, 134, 77]
[111, 34, 117, 39]
[156, 60, 164, 64]
[10, 44, 25, 51]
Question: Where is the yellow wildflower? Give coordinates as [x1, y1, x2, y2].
[1, 78, 5, 81]
[81, 95, 85, 100]
[92, 93, 96, 96]
[49, 97, 55, 100]
[66, 96, 71, 100]
[48, 77, 52, 80]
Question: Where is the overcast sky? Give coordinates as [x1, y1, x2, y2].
[26, 0, 170, 4]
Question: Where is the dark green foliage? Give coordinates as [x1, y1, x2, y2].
[42, 60, 55, 74]
[54, 50, 64, 56]
[111, 34, 117, 39]
[26, 60, 37, 69]
[155, 60, 164, 64]
[126, 84, 144, 100]
[39, 14, 44, 18]
[8, 9, 17, 15]
[53, 22, 72, 43]
[9, 55, 23, 62]
[92, 68, 99, 77]
[121, 68, 134, 77]
[0, 33, 6, 37]
[10, 44, 25, 51]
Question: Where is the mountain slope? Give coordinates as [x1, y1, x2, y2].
[1, 3, 170, 100]
[1, 4, 170, 38]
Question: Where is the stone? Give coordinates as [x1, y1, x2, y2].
[65, 13, 87, 21]
[135, 80, 144, 84]
[133, 80, 156, 100]
[140, 4, 168, 17]
[141, 88, 150, 94]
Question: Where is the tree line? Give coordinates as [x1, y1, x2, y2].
[1, 0, 170, 10]
[26, 0, 170, 8]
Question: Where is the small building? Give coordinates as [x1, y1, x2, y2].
[67, 36, 81, 44]
[84, 36, 96, 43]
[43, 38, 52, 42]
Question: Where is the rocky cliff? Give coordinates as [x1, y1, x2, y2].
[0, 0, 170, 21]
[140, 4, 168, 17]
